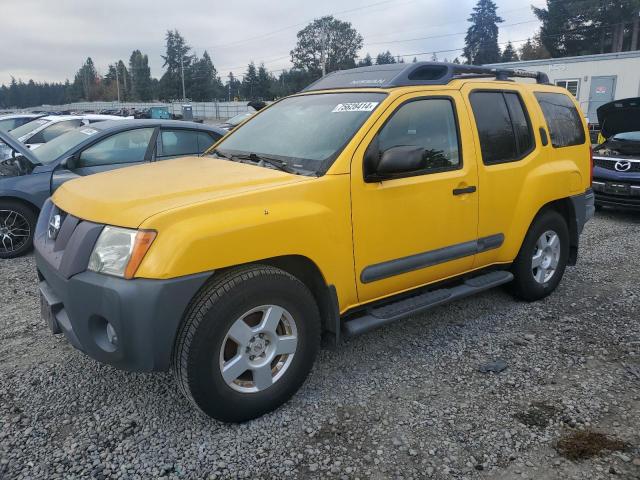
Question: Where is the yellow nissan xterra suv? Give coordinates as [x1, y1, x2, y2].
[35, 63, 594, 422]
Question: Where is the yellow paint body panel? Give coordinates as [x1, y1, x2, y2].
[51, 80, 591, 314]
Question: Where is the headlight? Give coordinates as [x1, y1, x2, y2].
[88, 226, 156, 279]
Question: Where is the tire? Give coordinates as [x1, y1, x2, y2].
[172, 265, 321, 422]
[510, 209, 570, 302]
[0, 200, 37, 259]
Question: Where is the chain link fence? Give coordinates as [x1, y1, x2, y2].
[28, 101, 256, 120]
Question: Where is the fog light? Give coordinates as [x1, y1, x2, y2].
[89, 316, 119, 353]
[106, 323, 118, 346]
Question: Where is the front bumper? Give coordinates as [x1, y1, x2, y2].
[34, 200, 211, 372]
[592, 181, 640, 209]
[592, 162, 640, 210]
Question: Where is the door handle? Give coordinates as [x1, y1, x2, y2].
[453, 186, 477, 195]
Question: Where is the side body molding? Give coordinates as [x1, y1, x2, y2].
[360, 234, 505, 284]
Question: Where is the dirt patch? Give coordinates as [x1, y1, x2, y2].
[514, 402, 558, 428]
[556, 430, 628, 461]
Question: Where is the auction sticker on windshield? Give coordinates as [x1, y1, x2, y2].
[80, 128, 98, 136]
[332, 102, 379, 113]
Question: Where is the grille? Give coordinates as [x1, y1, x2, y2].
[594, 157, 640, 172]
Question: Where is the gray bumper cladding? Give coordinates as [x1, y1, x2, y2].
[571, 188, 595, 234]
[36, 253, 211, 372]
[34, 200, 212, 372]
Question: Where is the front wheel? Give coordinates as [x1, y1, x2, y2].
[172, 265, 321, 422]
[510, 209, 570, 301]
[0, 201, 37, 259]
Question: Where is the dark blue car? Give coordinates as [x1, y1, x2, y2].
[0, 119, 225, 258]
[592, 97, 640, 210]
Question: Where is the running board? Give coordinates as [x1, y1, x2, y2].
[342, 270, 513, 337]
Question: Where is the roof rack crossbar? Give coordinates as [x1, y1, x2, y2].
[303, 62, 551, 92]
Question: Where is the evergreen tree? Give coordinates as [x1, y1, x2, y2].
[72, 57, 100, 101]
[159, 30, 193, 100]
[256, 64, 272, 100]
[375, 51, 396, 65]
[519, 36, 551, 60]
[534, 0, 640, 56]
[242, 62, 259, 99]
[463, 0, 504, 65]
[190, 51, 223, 101]
[501, 41, 519, 62]
[225, 72, 242, 101]
[358, 53, 373, 67]
[129, 50, 153, 101]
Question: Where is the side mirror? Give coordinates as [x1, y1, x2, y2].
[60, 155, 78, 170]
[365, 145, 426, 182]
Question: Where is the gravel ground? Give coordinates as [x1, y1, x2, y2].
[1, 210, 639, 480]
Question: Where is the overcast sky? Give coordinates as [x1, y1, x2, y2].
[1, 0, 544, 85]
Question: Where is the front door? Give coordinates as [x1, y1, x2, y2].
[588, 76, 616, 122]
[350, 92, 479, 303]
[51, 127, 156, 193]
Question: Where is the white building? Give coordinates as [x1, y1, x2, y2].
[485, 51, 640, 123]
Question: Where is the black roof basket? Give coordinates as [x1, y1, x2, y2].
[303, 62, 550, 92]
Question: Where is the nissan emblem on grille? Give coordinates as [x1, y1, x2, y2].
[48, 214, 61, 240]
[614, 160, 632, 172]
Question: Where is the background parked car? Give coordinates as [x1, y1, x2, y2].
[0, 114, 129, 160]
[592, 97, 640, 210]
[216, 111, 255, 132]
[0, 119, 224, 258]
[0, 114, 45, 133]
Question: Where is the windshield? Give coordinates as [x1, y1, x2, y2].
[32, 127, 99, 164]
[213, 92, 386, 174]
[611, 131, 640, 142]
[9, 118, 49, 140]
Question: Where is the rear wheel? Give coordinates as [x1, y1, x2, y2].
[172, 265, 321, 422]
[510, 209, 569, 301]
[0, 201, 36, 259]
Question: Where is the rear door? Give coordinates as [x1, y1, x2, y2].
[462, 86, 544, 269]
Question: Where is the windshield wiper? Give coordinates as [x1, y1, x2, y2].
[210, 148, 233, 160]
[234, 153, 298, 174]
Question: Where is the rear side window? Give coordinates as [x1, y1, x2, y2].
[197, 131, 219, 152]
[160, 129, 200, 157]
[469, 91, 534, 165]
[534, 92, 585, 148]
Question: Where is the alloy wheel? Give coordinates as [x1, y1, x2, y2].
[219, 305, 298, 393]
[531, 230, 561, 284]
[0, 209, 31, 254]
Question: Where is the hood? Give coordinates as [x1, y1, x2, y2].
[597, 97, 640, 139]
[52, 156, 307, 228]
[0, 130, 38, 163]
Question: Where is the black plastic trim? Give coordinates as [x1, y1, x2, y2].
[360, 233, 505, 284]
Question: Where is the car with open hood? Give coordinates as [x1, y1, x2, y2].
[592, 97, 640, 209]
[0, 113, 45, 133]
[34, 62, 593, 422]
[0, 119, 224, 258]
[0, 114, 130, 160]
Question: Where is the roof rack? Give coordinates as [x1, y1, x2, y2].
[303, 62, 550, 92]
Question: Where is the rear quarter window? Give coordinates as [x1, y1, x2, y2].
[534, 92, 586, 148]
